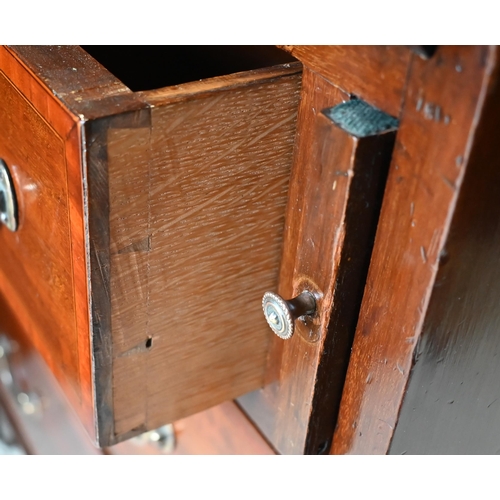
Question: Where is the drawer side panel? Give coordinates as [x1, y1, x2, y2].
[106, 72, 301, 440]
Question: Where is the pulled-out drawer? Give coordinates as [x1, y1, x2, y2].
[0, 46, 301, 445]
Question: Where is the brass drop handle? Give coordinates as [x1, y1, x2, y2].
[262, 291, 316, 340]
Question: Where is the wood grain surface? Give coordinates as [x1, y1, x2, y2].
[331, 46, 497, 454]
[389, 50, 500, 455]
[0, 46, 94, 441]
[280, 46, 411, 117]
[104, 68, 302, 442]
[0, 70, 78, 384]
[239, 67, 397, 454]
[3, 46, 303, 447]
[2, 290, 270, 455]
[8, 45, 132, 109]
[9, 45, 147, 122]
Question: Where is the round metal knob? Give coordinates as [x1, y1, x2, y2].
[262, 291, 316, 340]
[0, 159, 18, 232]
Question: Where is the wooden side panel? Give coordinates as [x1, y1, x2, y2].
[280, 46, 410, 116]
[389, 56, 500, 455]
[331, 46, 497, 454]
[239, 68, 396, 454]
[101, 70, 302, 442]
[0, 47, 93, 440]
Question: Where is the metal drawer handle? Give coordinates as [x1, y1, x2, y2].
[262, 291, 316, 340]
[0, 159, 18, 232]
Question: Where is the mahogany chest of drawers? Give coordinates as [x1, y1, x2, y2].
[2, 45, 500, 455]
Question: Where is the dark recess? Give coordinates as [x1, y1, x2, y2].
[81, 46, 297, 92]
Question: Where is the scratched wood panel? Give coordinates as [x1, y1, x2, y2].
[331, 46, 497, 454]
[2, 46, 303, 447]
[279, 46, 410, 117]
[9, 45, 133, 109]
[3, 45, 303, 446]
[105, 68, 302, 440]
[389, 54, 500, 455]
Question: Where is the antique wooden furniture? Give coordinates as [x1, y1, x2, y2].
[330, 45, 500, 455]
[0, 45, 300, 447]
[2, 45, 500, 455]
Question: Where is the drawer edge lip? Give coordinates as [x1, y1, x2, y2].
[134, 61, 303, 106]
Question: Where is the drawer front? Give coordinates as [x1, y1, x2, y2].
[2, 46, 301, 446]
[0, 71, 78, 377]
[0, 51, 93, 438]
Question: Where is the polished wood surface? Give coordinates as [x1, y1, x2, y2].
[239, 66, 396, 454]
[5, 45, 498, 455]
[280, 46, 411, 117]
[10, 45, 147, 121]
[0, 46, 94, 441]
[172, 402, 274, 455]
[331, 46, 498, 454]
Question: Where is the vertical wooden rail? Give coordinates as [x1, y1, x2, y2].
[239, 68, 397, 454]
[331, 46, 498, 455]
[389, 58, 500, 453]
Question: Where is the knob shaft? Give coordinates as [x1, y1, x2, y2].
[262, 291, 316, 340]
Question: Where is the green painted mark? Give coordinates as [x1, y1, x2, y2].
[323, 99, 399, 138]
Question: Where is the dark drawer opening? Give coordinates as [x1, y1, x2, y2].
[81, 46, 297, 92]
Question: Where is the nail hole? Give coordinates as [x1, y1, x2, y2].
[145, 337, 153, 349]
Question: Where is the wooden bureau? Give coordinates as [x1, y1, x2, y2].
[0, 45, 302, 446]
[2, 45, 500, 455]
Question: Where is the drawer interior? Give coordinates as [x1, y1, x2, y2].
[81, 45, 297, 91]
